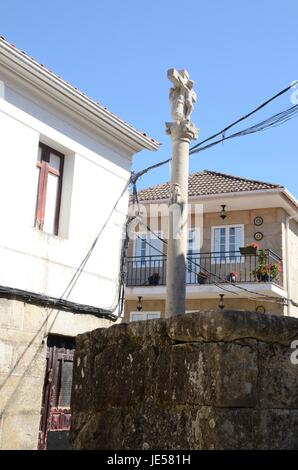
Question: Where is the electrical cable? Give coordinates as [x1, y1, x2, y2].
[189, 104, 298, 155]
[189, 81, 298, 153]
[132, 84, 298, 180]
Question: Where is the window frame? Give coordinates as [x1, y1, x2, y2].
[186, 227, 201, 282]
[211, 224, 244, 264]
[35, 143, 64, 236]
[130, 311, 161, 322]
[133, 231, 164, 264]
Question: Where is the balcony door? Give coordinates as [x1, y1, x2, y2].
[186, 228, 200, 283]
[132, 232, 164, 285]
[134, 231, 163, 262]
[211, 225, 244, 263]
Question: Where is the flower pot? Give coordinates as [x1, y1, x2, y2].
[227, 274, 237, 283]
[257, 273, 269, 282]
[197, 274, 208, 284]
[148, 275, 160, 286]
[239, 246, 257, 255]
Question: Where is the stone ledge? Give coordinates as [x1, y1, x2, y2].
[76, 311, 298, 349]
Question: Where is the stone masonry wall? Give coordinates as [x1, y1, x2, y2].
[0, 299, 47, 450]
[0, 297, 113, 450]
[71, 310, 298, 450]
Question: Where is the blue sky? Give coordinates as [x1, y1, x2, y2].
[1, 1, 297, 195]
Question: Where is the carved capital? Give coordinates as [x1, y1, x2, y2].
[165, 120, 199, 143]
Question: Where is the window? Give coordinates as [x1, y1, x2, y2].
[35, 143, 64, 235]
[134, 232, 163, 264]
[130, 311, 161, 322]
[186, 228, 200, 282]
[134, 234, 147, 261]
[211, 225, 244, 263]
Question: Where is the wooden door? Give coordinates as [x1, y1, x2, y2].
[38, 335, 75, 450]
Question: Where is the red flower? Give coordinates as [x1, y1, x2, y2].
[249, 243, 259, 249]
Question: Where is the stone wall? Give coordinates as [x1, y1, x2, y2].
[0, 297, 113, 450]
[0, 299, 47, 450]
[71, 310, 298, 450]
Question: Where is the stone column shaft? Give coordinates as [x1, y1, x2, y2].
[165, 137, 190, 317]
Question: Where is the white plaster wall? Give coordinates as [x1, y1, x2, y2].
[0, 72, 132, 310]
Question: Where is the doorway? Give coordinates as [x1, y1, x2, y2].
[38, 335, 75, 450]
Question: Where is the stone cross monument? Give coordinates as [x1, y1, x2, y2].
[165, 69, 199, 317]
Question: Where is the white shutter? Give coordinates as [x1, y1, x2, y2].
[186, 228, 200, 282]
[134, 234, 147, 257]
[134, 235, 147, 268]
[149, 231, 163, 257]
[187, 228, 200, 254]
[146, 312, 161, 320]
[131, 313, 145, 322]
[212, 227, 226, 261]
[130, 312, 161, 322]
[212, 225, 244, 263]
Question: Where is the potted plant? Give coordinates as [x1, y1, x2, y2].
[197, 271, 210, 285]
[239, 243, 259, 256]
[226, 272, 238, 283]
[148, 272, 160, 286]
[251, 250, 282, 282]
[252, 265, 270, 282]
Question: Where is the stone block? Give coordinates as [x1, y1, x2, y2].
[72, 404, 256, 450]
[0, 373, 44, 414]
[151, 341, 258, 407]
[0, 340, 14, 373]
[71, 311, 298, 450]
[10, 342, 46, 378]
[257, 342, 298, 408]
[1, 413, 40, 450]
[166, 311, 298, 345]
[22, 304, 48, 333]
[0, 299, 24, 330]
[253, 409, 298, 449]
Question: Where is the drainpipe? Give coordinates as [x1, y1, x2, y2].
[285, 213, 298, 316]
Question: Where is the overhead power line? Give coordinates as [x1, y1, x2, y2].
[133, 82, 298, 180]
[189, 80, 298, 153]
[189, 104, 298, 155]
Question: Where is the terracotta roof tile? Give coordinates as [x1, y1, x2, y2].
[135, 170, 282, 202]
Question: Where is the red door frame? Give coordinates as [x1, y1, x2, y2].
[38, 335, 75, 450]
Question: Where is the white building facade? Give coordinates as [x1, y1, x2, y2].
[0, 37, 158, 450]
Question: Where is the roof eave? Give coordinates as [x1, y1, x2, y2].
[134, 188, 298, 214]
[0, 39, 160, 153]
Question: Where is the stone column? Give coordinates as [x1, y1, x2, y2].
[165, 69, 198, 317]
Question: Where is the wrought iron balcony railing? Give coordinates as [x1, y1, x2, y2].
[126, 250, 283, 288]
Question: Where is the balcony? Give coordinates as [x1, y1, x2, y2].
[126, 250, 283, 289]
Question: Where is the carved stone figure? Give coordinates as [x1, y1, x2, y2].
[169, 183, 182, 206]
[168, 68, 197, 123]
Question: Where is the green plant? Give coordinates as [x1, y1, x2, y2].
[251, 250, 282, 282]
